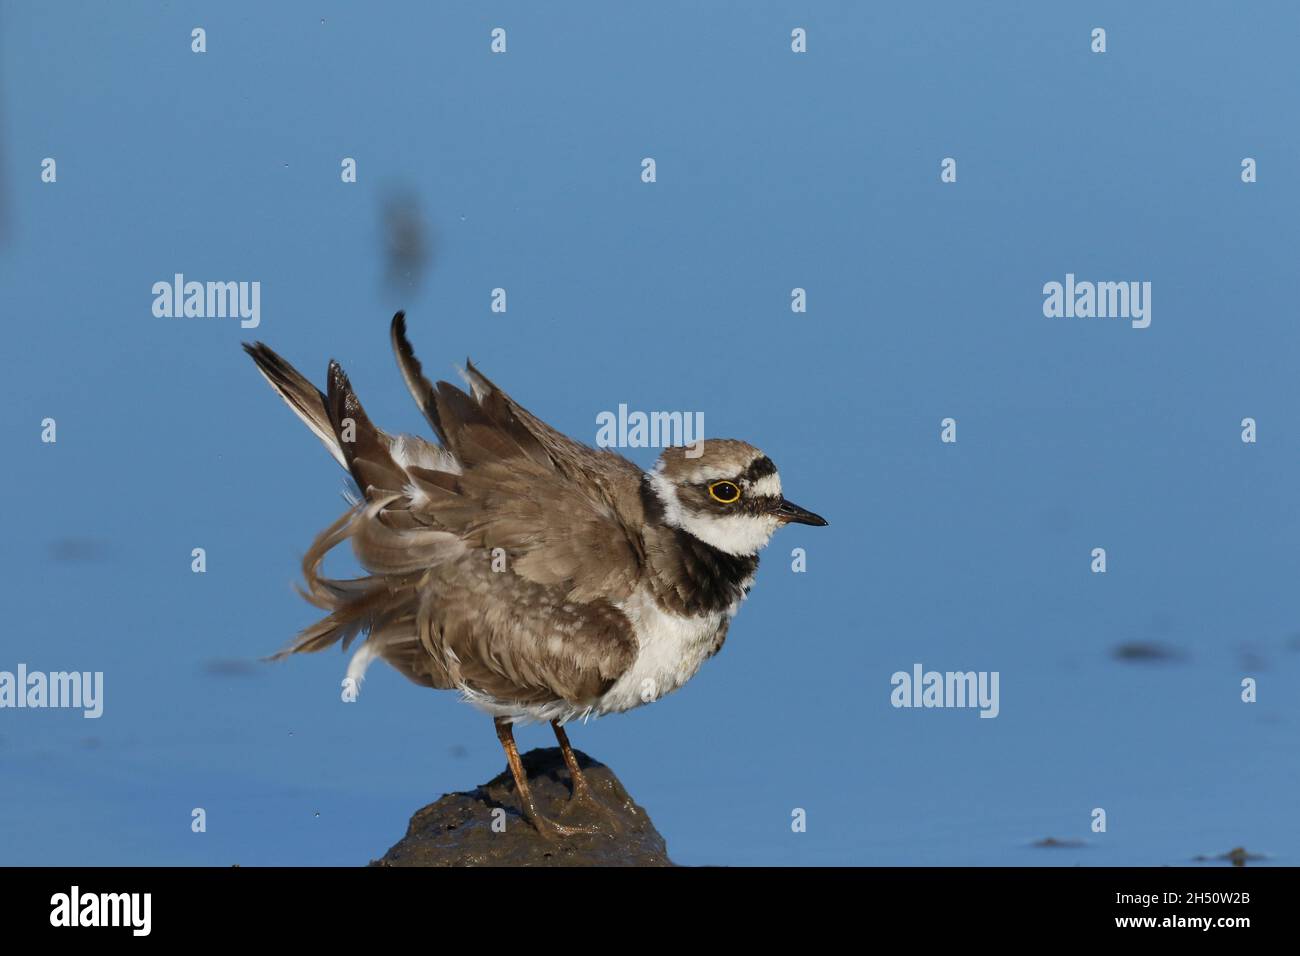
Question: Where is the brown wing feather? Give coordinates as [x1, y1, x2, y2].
[254, 316, 648, 710]
[390, 313, 647, 602]
[419, 557, 637, 706]
[393, 311, 640, 492]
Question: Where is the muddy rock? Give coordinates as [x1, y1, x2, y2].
[371, 747, 674, 867]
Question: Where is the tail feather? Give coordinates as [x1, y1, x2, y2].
[265, 494, 444, 692]
[390, 311, 549, 468]
[243, 342, 348, 470]
[324, 360, 407, 497]
[247, 324, 457, 690]
[268, 504, 410, 660]
[390, 311, 449, 447]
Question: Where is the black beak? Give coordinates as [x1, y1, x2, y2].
[770, 498, 828, 527]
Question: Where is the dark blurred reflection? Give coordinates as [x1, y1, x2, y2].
[200, 658, 260, 678]
[1110, 641, 1186, 664]
[383, 191, 430, 292]
[50, 538, 110, 563]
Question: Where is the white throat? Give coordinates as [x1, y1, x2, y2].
[648, 469, 780, 557]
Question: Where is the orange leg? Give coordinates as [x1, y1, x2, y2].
[551, 720, 594, 800]
[494, 717, 596, 838]
[550, 720, 623, 830]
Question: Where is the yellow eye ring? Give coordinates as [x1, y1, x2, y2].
[708, 481, 741, 504]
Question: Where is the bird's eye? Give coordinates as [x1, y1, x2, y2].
[708, 481, 741, 504]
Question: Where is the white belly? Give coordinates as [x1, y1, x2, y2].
[593, 589, 734, 716]
[458, 586, 747, 724]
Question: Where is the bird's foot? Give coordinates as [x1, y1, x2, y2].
[559, 783, 625, 833]
[523, 805, 603, 839]
[499, 785, 606, 838]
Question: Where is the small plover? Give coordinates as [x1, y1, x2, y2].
[244, 313, 827, 834]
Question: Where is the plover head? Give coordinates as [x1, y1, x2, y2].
[647, 438, 828, 557]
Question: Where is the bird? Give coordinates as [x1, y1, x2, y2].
[243, 312, 827, 835]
